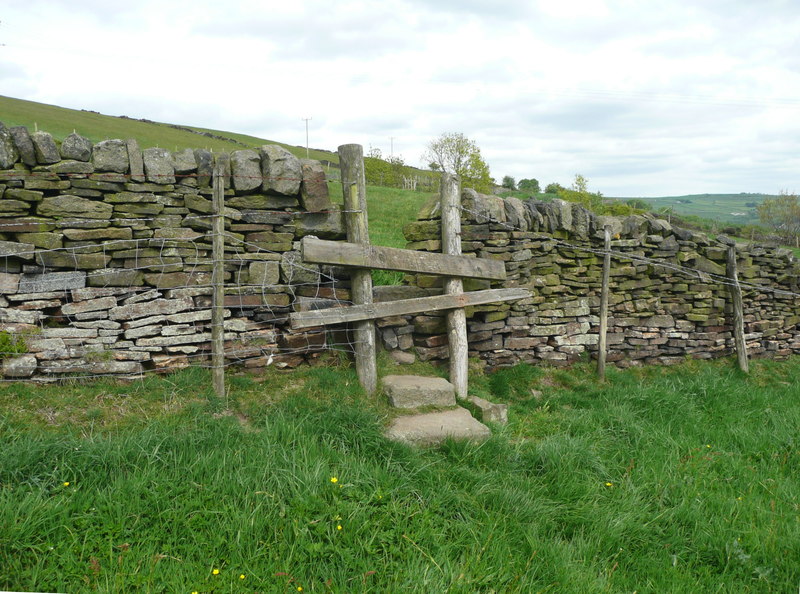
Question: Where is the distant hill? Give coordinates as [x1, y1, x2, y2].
[0, 95, 340, 166]
[610, 193, 774, 225]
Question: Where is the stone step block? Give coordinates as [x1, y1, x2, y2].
[383, 374, 455, 409]
[467, 395, 508, 425]
[384, 407, 491, 447]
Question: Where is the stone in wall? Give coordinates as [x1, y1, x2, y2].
[261, 145, 302, 196]
[126, 139, 145, 182]
[31, 131, 60, 164]
[0, 123, 19, 169]
[299, 159, 332, 211]
[194, 149, 213, 187]
[89, 140, 127, 173]
[9, 126, 37, 167]
[38, 195, 114, 219]
[231, 149, 261, 193]
[142, 147, 175, 184]
[60, 133, 93, 162]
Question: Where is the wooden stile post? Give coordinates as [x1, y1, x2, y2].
[597, 225, 611, 380]
[211, 161, 226, 398]
[440, 173, 468, 399]
[338, 144, 377, 395]
[726, 244, 749, 373]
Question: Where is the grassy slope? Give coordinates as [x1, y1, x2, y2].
[0, 95, 338, 164]
[611, 193, 774, 226]
[1, 356, 798, 592]
[2, 95, 773, 227]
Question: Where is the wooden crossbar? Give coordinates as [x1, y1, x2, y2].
[290, 288, 529, 329]
[301, 237, 506, 280]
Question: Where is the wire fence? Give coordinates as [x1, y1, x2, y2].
[1, 163, 798, 385]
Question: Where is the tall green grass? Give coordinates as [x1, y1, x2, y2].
[1, 357, 799, 592]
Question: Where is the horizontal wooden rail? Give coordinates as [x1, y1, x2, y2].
[301, 237, 506, 280]
[290, 288, 529, 329]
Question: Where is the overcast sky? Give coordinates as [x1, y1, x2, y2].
[2, 0, 799, 196]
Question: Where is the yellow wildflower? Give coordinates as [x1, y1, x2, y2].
[605, 482, 613, 487]
[63, 482, 70, 487]
[337, 525, 342, 531]
[330, 477, 338, 484]
[212, 568, 220, 575]
[239, 574, 245, 579]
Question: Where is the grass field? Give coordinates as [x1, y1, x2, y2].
[327, 181, 434, 285]
[1, 355, 798, 592]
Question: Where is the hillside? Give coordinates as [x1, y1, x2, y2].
[613, 193, 773, 225]
[1, 96, 774, 229]
[0, 95, 339, 165]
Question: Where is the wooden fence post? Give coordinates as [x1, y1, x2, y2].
[727, 244, 749, 373]
[211, 160, 226, 398]
[440, 173, 468, 399]
[338, 144, 377, 395]
[597, 225, 611, 380]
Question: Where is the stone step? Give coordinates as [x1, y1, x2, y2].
[384, 407, 491, 447]
[383, 374, 456, 409]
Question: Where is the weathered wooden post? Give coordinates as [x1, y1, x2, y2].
[338, 144, 377, 395]
[597, 225, 611, 380]
[726, 243, 749, 373]
[440, 173, 468, 398]
[211, 160, 226, 398]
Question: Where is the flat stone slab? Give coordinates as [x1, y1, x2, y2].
[383, 374, 456, 409]
[384, 407, 491, 447]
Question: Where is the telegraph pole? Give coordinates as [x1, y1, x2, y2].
[301, 117, 312, 158]
[389, 136, 395, 158]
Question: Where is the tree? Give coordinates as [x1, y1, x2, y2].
[757, 190, 800, 246]
[571, 174, 589, 193]
[501, 175, 516, 190]
[544, 182, 565, 194]
[364, 147, 411, 189]
[422, 132, 493, 193]
[518, 178, 540, 193]
[556, 174, 604, 212]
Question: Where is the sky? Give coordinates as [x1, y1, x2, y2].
[2, 0, 799, 196]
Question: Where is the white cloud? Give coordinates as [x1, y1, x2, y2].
[1, 0, 799, 195]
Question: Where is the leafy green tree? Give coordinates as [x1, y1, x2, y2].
[518, 178, 540, 193]
[556, 174, 605, 212]
[423, 132, 493, 193]
[571, 174, 589, 193]
[625, 198, 651, 210]
[544, 182, 565, 194]
[757, 190, 800, 246]
[501, 175, 516, 190]
[364, 147, 411, 189]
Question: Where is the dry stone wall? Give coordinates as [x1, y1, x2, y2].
[1, 120, 798, 380]
[0, 122, 350, 380]
[397, 189, 800, 369]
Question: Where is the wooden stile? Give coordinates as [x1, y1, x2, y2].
[294, 151, 530, 396]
